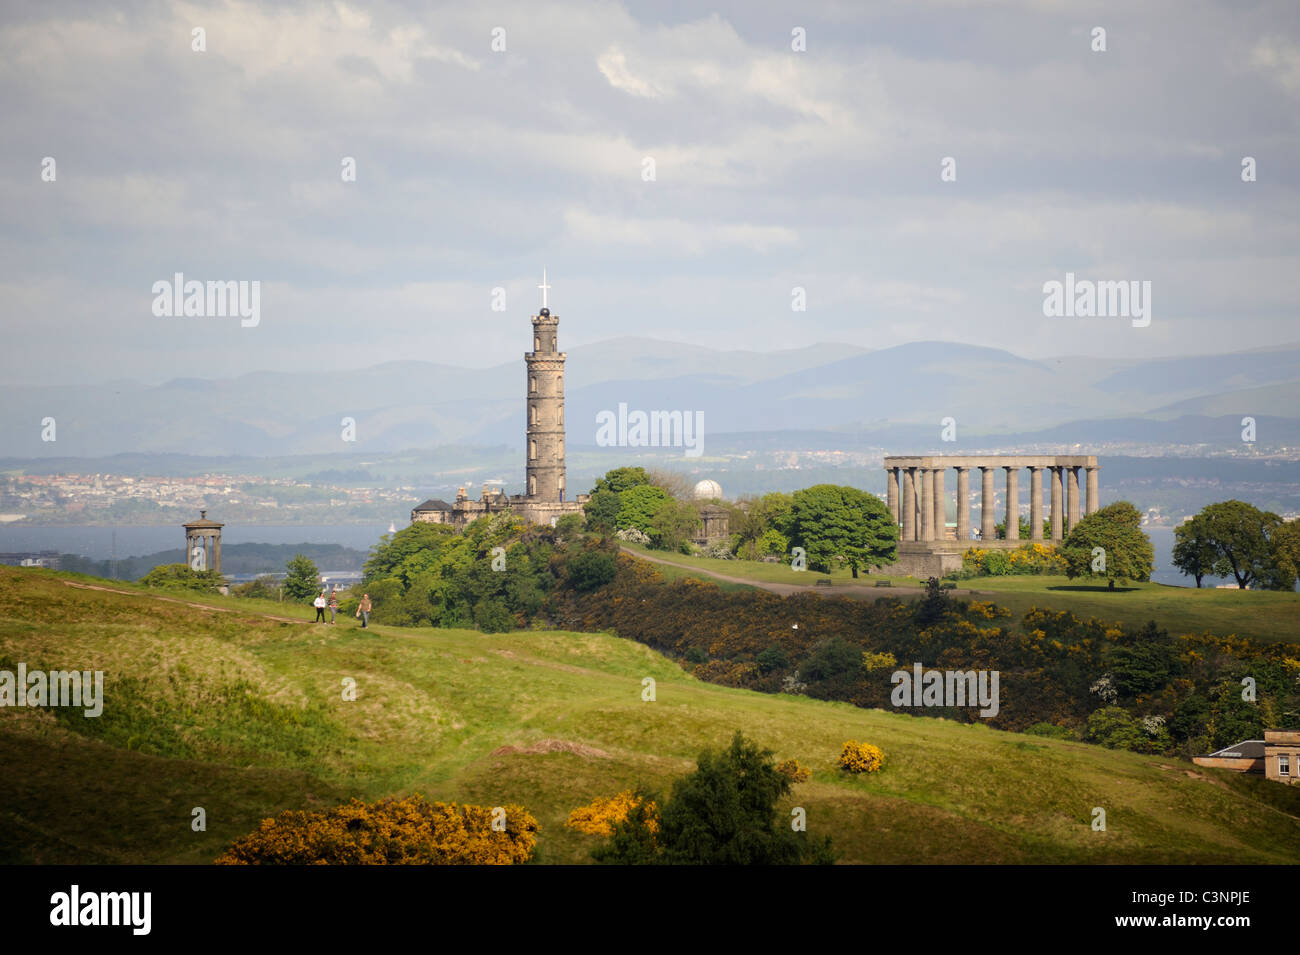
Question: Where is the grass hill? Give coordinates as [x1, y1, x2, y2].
[1, 566, 1298, 864]
[619, 543, 1300, 644]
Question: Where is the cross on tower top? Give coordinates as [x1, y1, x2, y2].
[538, 267, 551, 309]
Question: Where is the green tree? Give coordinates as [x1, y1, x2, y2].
[584, 490, 621, 535]
[788, 484, 897, 578]
[591, 467, 651, 496]
[566, 548, 619, 592]
[1060, 501, 1154, 589]
[1172, 513, 1219, 588]
[1190, 500, 1283, 590]
[283, 553, 322, 601]
[649, 497, 700, 551]
[1264, 518, 1300, 591]
[1085, 706, 1146, 751]
[730, 493, 793, 559]
[914, 576, 950, 627]
[616, 484, 671, 536]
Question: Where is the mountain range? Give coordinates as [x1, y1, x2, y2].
[6, 339, 1300, 458]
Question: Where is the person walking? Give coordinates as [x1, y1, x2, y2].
[313, 591, 328, 623]
[328, 590, 339, 624]
[357, 593, 372, 629]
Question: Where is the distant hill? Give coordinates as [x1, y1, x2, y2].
[5, 338, 1300, 457]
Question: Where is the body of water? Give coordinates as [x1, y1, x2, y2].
[0, 524, 394, 559]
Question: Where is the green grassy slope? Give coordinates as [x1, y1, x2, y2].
[620, 544, 1300, 643]
[1, 567, 1297, 864]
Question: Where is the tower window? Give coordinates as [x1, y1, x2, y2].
[534, 336, 540, 352]
[529, 376, 536, 393]
[558, 403, 563, 425]
[529, 439, 537, 460]
[529, 475, 536, 496]
[530, 405, 537, 425]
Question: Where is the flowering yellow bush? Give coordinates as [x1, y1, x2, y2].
[214, 795, 538, 865]
[838, 740, 885, 774]
[775, 758, 812, 783]
[566, 790, 659, 836]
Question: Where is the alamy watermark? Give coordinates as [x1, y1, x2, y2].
[595, 402, 704, 457]
[0, 664, 103, 717]
[1042, 272, 1151, 328]
[151, 273, 260, 327]
[891, 663, 1000, 718]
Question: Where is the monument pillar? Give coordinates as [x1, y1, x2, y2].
[1067, 467, 1081, 531]
[902, 468, 916, 541]
[956, 467, 970, 542]
[1086, 466, 1100, 515]
[932, 468, 946, 541]
[1029, 467, 1043, 541]
[887, 467, 899, 524]
[1050, 467, 1063, 542]
[1004, 467, 1019, 542]
[980, 466, 996, 541]
[921, 468, 935, 541]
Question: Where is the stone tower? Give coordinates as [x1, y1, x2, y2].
[525, 273, 566, 502]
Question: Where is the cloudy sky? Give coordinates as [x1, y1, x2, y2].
[2, 0, 1297, 386]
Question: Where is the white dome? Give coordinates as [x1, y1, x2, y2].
[693, 479, 723, 500]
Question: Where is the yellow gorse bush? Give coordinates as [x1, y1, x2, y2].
[565, 790, 659, 836]
[775, 758, 812, 783]
[838, 740, 885, 774]
[214, 794, 538, 865]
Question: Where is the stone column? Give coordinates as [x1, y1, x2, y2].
[1050, 466, 1063, 542]
[921, 468, 934, 541]
[1004, 467, 1019, 542]
[1029, 467, 1043, 541]
[887, 467, 899, 524]
[980, 466, 996, 541]
[902, 468, 916, 542]
[956, 467, 970, 542]
[213, 533, 221, 575]
[1067, 467, 1081, 531]
[933, 468, 946, 541]
[1086, 466, 1100, 515]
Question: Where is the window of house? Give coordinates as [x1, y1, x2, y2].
[1282, 755, 1292, 776]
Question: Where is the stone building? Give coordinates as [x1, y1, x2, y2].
[411, 272, 587, 531]
[1265, 729, 1300, 784]
[1192, 730, 1300, 784]
[880, 454, 1101, 578]
[183, 509, 224, 574]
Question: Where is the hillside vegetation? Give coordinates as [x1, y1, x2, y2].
[1, 566, 1297, 864]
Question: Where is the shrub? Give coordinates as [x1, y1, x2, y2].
[839, 740, 885, 774]
[591, 732, 835, 865]
[473, 598, 515, 633]
[566, 790, 659, 837]
[566, 549, 618, 592]
[231, 575, 278, 599]
[775, 758, 812, 783]
[756, 645, 789, 674]
[138, 563, 224, 592]
[1025, 722, 1076, 741]
[214, 794, 538, 865]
